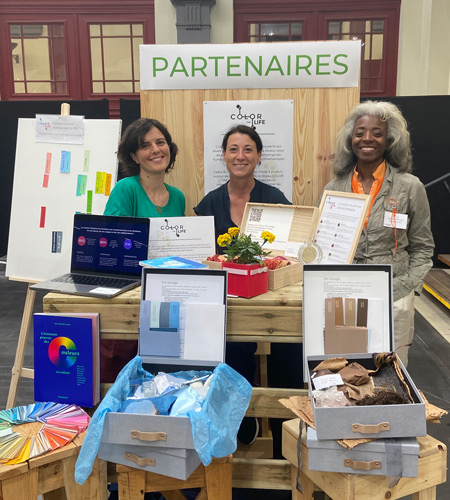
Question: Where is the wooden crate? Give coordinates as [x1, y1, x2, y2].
[282, 418, 447, 500]
[241, 203, 318, 290]
[202, 260, 223, 270]
[268, 261, 302, 290]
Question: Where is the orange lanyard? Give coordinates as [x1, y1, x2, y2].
[387, 198, 398, 255]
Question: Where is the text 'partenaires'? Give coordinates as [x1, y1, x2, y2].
[140, 40, 361, 90]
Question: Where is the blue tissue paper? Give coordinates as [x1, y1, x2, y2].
[74, 356, 252, 484]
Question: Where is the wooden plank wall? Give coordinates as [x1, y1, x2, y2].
[141, 87, 360, 215]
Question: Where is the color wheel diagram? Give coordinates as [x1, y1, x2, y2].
[48, 337, 78, 368]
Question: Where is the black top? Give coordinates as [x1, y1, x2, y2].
[194, 179, 291, 253]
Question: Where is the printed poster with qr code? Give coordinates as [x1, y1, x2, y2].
[203, 100, 294, 201]
[244, 205, 295, 251]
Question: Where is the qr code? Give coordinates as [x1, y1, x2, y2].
[249, 208, 263, 222]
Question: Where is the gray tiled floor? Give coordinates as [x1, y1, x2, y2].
[1, 264, 448, 499]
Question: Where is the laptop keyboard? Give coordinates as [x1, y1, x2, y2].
[53, 274, 137, 288]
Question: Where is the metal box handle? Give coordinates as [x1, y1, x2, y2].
[344, 458, 382, 471]
[351, 422, 390, 433]
[130, 430, 167, 442]
[125, 452, 156, 467]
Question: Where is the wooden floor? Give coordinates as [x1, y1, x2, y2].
[416, 278, 450, 342]
[422, 254, 450, 310]
[423, 268, 450, 310]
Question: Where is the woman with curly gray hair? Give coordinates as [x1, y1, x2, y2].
[324, 100, 434, 366]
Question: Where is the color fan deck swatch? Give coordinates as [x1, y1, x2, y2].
[0, 402, 89, 464]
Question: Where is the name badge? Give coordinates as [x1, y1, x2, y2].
[384, 211, 408, 229]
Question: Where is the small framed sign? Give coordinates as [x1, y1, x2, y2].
[314, 191, 371, 264]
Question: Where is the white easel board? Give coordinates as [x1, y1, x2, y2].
[6, 118, 122, 282]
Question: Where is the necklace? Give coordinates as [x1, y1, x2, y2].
[140, 178, 167, 214]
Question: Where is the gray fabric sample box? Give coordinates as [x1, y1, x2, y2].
[98, 413, 201, 479]
[307, 353, 426, 440]
[302, 265, 395, 383]
[307, 426, 419, 477]
[303, 265, 426, 440]
[98, 268, 228, 480]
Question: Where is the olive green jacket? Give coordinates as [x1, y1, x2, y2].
[324, 163, 434, 301]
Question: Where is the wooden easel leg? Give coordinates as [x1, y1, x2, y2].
[7, 286, 36, 409]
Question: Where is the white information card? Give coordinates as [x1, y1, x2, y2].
[140, 268, 227, 367]
[148, 216, 215, 262]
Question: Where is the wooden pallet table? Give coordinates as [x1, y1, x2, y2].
[116, 455, 232, 500]
[0, 434, 107, 500]
[282, 418, 447, 500]
[40, 283, 306, 491]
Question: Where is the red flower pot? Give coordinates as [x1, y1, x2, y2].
[222, 262, 268, 298]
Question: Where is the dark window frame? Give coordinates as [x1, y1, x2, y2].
[0, 1, 155, 117]
[233, 0, 401, 97]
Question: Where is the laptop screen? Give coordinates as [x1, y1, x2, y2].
[70, 214, 150, 278]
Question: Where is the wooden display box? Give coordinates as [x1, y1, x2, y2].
[241, 203, 318, 290]
[203, 259, 302, 292]
[267, 261, 302, 290]
[202, 260, 223, 270]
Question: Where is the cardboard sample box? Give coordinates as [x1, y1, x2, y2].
[307, 426, 420, 477]
[303, 265, 426, 441]
[241, 203, 318, 290]
[98, 268, 229, 480]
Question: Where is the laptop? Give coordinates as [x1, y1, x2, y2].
[31, 214, 150, 298]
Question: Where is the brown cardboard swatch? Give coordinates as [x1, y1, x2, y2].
[345, 298, 356, 326]
[325, 298, 334, 328]
[324, 325, 368, 354]
[357, 298, 368, 327]
[334, 297, 344, 326]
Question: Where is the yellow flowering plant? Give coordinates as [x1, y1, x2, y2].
[217, 227, 275, 265]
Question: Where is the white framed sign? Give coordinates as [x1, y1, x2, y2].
[302, 265, 394, 382]
[314, 191, 371, 265]
[203, 99, 294, 199]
